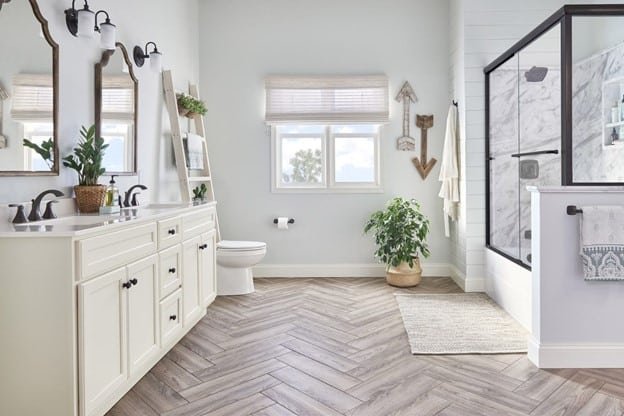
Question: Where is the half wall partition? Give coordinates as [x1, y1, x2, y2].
[485, 5, 624, 268]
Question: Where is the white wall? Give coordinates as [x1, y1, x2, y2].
[198, 0, 452, 271]
[530, 187, 624, 368]
[0, 0, 201, 204]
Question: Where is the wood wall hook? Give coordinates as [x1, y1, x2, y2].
[412, 114, 437, 179]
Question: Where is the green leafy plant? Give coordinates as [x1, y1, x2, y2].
[192, 183, 208, 200]
[23, 137, 54, 169]
[177, 93, 208, 116]
[364, 197, 430, 268]
[62, 125, 108, 186]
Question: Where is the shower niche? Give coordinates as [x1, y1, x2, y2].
[485, 5, 624, 268]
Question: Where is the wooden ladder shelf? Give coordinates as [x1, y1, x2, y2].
[162, 69, 220, 240]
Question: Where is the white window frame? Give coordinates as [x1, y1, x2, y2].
[271, 124, 382, 194]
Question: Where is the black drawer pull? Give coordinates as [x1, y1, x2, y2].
[122, 282, 132, 289]
[199, 244, 208, 250]
[169, 314, 177, 321]
[130, 278, 138, 286]
[169, 267, 176, 274]
[168, 229, 176, 235]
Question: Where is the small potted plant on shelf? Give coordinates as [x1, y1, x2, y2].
[192, 183, 208, 203]
[364, 197, 430, 287]
[177, 93, 208, 119]
[62, 125, 109, 213]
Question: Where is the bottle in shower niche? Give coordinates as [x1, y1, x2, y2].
[611, 128, 619, 145]
[620, 94, 624, 121]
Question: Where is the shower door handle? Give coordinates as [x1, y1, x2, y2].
[510, 149, 559, 158]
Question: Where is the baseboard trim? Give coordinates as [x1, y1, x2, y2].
[528, 337, 624, 368]
[449, 265, 485, 292]
[254, 263, 452, 278]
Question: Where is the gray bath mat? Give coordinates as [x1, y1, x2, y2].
[394, 293, 528, 354]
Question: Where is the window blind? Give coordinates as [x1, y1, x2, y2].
[102, 76, 134, 121]
[11, 74, 53, 121]
[265, 75, 389, 124]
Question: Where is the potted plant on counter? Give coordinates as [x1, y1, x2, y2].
[364, 197, 430, 287]
[62, 125, 109, 213]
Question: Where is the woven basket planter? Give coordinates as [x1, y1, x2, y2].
[74, 185, 106, 213]
[386, 258, 422, 287]
[178, 106, 190, 117]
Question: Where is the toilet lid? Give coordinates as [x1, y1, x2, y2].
[217, 240, 266, 251]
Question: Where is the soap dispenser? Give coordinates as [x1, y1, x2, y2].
[100, 175, 121, 214]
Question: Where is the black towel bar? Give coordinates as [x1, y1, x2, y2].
[566, 205, 583, 215]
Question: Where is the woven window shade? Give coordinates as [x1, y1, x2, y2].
[11, 74, 53, 121]
[265, 75, 389, 124]
[102, 76, 134, 121]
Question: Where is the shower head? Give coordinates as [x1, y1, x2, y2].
[525, 66, 548, 82]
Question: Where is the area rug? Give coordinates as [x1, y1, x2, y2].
[394, 293, 528, 354]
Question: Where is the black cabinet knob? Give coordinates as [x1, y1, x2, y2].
[169, 267, 176, 274]
[122, 282, 132, 289]
[169, 314, 177, 321]
[168, 229, 176, 236]
[130, 278, 138, 286]
[199, 244, 208, 250]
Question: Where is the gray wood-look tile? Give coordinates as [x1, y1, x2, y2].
[104, 277, 624, 416]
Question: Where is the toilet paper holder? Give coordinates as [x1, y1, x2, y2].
[273, 218, 295, 224]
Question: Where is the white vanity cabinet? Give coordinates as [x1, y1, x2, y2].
[0, 203, 217, 416]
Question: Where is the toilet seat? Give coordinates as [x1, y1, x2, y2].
[217, 240, 266, 252]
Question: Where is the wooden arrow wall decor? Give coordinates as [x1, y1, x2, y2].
[412, 114, 437, 179]
[395, 81, 418, 151]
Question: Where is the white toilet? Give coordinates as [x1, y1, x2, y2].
[216, 240, 267, 295]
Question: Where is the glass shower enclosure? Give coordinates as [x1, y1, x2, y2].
[485, 5, 624, 268]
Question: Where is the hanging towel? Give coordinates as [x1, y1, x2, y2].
[580, 206, 624, 280]
[438, 104, 460, 237]
[184, 133, 205, 170]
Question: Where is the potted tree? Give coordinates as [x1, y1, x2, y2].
[62, 125, 109, 213]
[364, 197, 430, 287]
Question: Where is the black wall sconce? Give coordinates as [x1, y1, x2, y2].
[65, 0, 93, 37]
[133, 42, 163, 72]
[65, 1, 116, 49]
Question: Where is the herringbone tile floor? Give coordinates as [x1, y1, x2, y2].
[107, 277, 624, 416]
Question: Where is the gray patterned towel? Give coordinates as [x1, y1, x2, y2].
[580, 206, 624, 280]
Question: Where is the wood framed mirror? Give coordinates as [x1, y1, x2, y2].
[95, 42, 138, 175]
[0, 0, 59, 176]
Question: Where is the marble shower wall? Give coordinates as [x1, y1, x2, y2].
[573, 42, 624, 182]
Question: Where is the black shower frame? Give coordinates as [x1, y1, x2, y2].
[484, 4, 624, 269]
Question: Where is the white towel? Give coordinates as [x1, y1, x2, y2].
[185, 133, 205, 170]
[580, 205, 624, 280]
[438, 105, 460, 237]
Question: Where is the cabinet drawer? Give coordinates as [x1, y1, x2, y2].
[160, 289, 183, 346]
[78, 223, 157, 280]
[159, 245, 182, 299]
[158, 217, 182, 249]
[182, 208, 216, 239]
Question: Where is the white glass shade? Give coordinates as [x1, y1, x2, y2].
[76, 8, 95, 38]
[99, 22, 116, 50]
[149, 51, 162, 72]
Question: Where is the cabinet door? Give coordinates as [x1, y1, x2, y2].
[200, 230, 217, 307]
[127, 255, 160, 376]
[79, 268, 127, 416]
[182, 236, 202, 326]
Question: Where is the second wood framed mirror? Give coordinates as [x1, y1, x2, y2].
[95, 42, 138, 175]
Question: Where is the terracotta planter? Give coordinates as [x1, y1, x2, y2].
[386, 258, 422, 287]
[74, 185, 106, 213]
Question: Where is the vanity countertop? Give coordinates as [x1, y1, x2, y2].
[0, 201, 216, 238]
